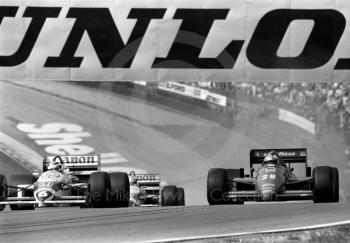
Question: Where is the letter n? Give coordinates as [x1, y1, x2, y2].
[45, 8, 165, 68]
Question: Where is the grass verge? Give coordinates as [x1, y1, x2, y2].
[174, 224, 350, 243]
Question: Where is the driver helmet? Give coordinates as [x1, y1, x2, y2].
[129, 171, 138, 185]
[47, 158, 63, 171]
[263, 151, 279, 164]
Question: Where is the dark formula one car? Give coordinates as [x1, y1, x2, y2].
[0, 155, 131, 210]
[207, 148, 339, 204]
[130, 172, 185, 207]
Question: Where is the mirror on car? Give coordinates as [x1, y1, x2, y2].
[32, 172, 40, 177]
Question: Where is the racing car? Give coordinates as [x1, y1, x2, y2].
[128, 172, 185, 207]
[207, 148, 339, 204]
[0, 155, 185, 210]
[0, 155, 131, 210]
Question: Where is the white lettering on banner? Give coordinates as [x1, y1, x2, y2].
[158, 82, 188, 95]
[0, 0, 349, 82]
[17, 122, 94, 155]
[193, 88, 202, 98]
[158, 82, 227, 106]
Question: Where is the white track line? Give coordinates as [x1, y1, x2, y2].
[141, 219, 350, 243]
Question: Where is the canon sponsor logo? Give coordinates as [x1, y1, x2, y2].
[0, 6, 348, 70]
[136, 174, 159, 181]
[57, 155, 99, 164]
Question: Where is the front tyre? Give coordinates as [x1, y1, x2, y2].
[88, 172, 111, 208]
[162, 185, 178, 206]
[331, 167, 339, 202]
[0, 175, 7, 211]
[207, 168, 227, 205]
[8, 175, 35, 210]
[313, 166, 338, 203]
[177, 187, 185, 206]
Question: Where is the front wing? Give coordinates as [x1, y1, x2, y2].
[0, 196, 86, 205]
[226, 190, 313, 201]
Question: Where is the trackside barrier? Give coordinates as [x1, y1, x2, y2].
[73, 82, 316, 133]
[157, 82, 227, 107]
[73, 82, 237, 128]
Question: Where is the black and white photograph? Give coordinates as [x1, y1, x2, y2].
[0, 0, 349, 242]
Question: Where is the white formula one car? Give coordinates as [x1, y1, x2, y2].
[128, 172, 185, 207]
[0, 155, 130, 210]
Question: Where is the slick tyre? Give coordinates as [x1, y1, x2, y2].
[207, 168, 227, 205]
[109, 172, 129, 207]
[162, 185, 178, 206]
[177, 187, 185, 206]
[331, 167, 339, 202]
[8, 175, 35, 210]
[0, 175, 7, 211]
[313, 166, 337, 203]
[88, 172, 111, 208]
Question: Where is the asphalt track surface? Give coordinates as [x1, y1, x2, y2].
[0, 151, 30, 180]
[0, 81, 349, 242]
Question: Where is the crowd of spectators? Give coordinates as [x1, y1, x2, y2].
[196, 82, 350, 156]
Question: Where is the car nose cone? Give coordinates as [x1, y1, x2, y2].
[261, 184, 276, 201]
[36, 190, 54, 202]
[261, 192, 276, 201]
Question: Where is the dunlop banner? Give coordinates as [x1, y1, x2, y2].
[0, 0, 349, 82]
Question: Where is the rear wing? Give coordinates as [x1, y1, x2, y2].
[250, 148, 308, 168]
[133, 174, 160, 191]
[135, 174, 160, 186]
[43, 155, 100, 173]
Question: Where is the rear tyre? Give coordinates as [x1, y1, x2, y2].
[331, 167, 339, 202]
[162, 185, 178, 206]
[0, 175, 7, 211]
[109, 172, 129, 207]
[177, 187, 185, 206]
[88, 172, 111, 208]
[207, 168, 227, 205]
[8, 175, 35, 210]
[313, 166, 336, 203]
